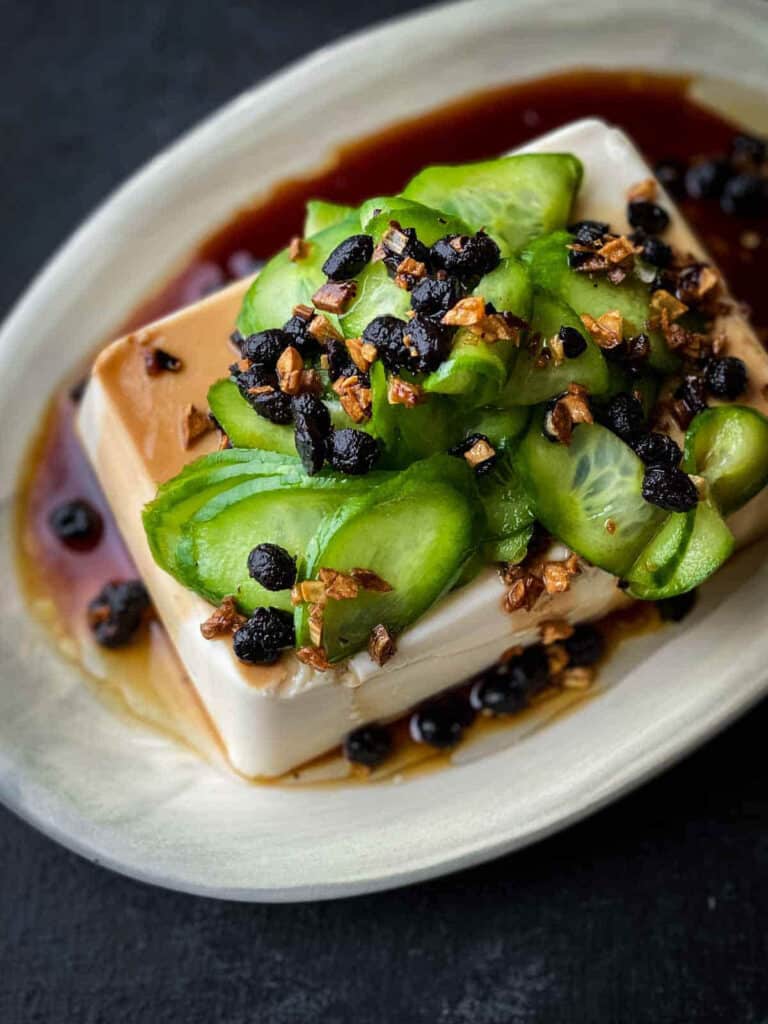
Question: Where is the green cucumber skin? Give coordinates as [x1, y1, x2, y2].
[208, 373, 529, 473]
[620, 406, 766, 599]
[145, 474, 258, 580]
[242, 196, 467, 344]
[143, 450, 304, 577]
[296, 455, 482, 661]
[148, 448, 294, 502]
[210, 369, 532, 471]
[503, 289, 609, 405]
[368, 362, 463, 467]
[208, 378, 297, 455]
[627, 500, 734, 600]
[523, 232, 679, 376]
[402, 153, 582, 254]
[464, 405, 531, 450]
[184, 488, 350, 613]
[152, 470, 307, 582]
[359, 196, 471, 246]
[208, 378, 356, 455]
[183, 469, 383, 528]
[423, 258, 533, 407]
[684, 405, 768, 516]
[303, 200, 356, 237]
[339, 260, 411, 338]
[237, 213, 359, 336]
[478, 449, 535, 550]
[518, 416, 666, 577]
[177, 473, 385, 610]
[482, 527, 534, 565]
[423, 352, 506, 407]
[624, 511, 694, 594]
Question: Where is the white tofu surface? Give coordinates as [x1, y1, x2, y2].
[78, 119, 768, 776]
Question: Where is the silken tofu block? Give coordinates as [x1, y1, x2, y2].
[78, 119, 768, 777]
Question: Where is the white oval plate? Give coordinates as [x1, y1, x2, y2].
[1, 0, 768, 901]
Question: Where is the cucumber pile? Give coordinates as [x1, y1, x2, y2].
[143, 152, 768, 667]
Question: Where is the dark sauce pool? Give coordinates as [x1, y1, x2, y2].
[16, 70, 768, 782]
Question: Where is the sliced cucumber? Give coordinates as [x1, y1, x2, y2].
[627, 499, 734, 600]
[502, 290, 609, 405]
[624, 511, 694, 594]
[683, 405, 768, 515]
[208, 378, 296, 455]
[477, 449, 535, 552]
[523, 232, 679, 375]
[368, 362, 463, 467]
[402, 154, 582, 254]
[483, 528, 533, 565]
[422, 331, 508, 407]
[143, 450, 302, 578]
[339, 260, 411, 338]
[303, 199, 356, 237]
[340, 200, 473, 337]
[464, 405, 530, 449]
[517, 416, 667, 575]
[178, 474, 381, 613]
[145, 475, 260, 580]
[359, 196, 471, 246]
[147, 447, 292, 499]
[423, 257, 533, 407]
[210, 369, 529, 469]
[237, 212, 359, 335]
[208, 378, 353, 455]
[295, 456, 480, 660]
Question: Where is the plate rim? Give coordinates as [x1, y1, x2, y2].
[4, 658, 767, 903]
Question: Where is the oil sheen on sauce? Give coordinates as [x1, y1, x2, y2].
[15, 70, 767, 784]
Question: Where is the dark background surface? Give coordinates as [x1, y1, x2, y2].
[2, 2, 767, 1021]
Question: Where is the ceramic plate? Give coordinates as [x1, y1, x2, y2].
[1, 0, 767, 901]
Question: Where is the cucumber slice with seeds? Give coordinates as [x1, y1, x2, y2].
[295, 456, 480, 661]
[402, 154, 582, 254]
[683, 405, 768, 515]
[517, 415, 667, 575]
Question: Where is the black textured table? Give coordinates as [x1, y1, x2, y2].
[2, 3, 767, 1021]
